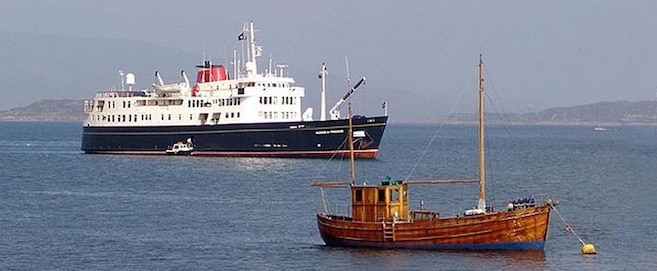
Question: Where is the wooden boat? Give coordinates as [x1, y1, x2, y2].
[313, 55, 553, 250]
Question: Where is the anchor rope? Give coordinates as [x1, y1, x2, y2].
[550, 204, 586, 245]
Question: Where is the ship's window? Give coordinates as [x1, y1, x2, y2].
[273, 97, 277, 105]
[212, 112, 221, 120]
[128, 115, 132, 122]
[378, 189, 386, 202]
[355, 189, 363, 202]
[168, 114, 171, 120]
[238, 88, 244, 95]
[237, 112, 240, 118]
[391, 189, 399, 202]
[231, 112, 235, 118]
[268, 97, 272, 104]
[272, 83, 277, 87]
[190, 114, 193, 120]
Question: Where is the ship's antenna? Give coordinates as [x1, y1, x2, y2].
[232, 49, 238, 79]
[118, 70, 125, 91]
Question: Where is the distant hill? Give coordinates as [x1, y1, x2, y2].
[2, 99, 656, 125]
[435, 100, 657, 125]
[0, 99, 84, 121]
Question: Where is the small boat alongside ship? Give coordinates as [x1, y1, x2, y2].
[313, 56, 554, 250]
[165, 138, 194, 155]
[81, 22, 388, 158]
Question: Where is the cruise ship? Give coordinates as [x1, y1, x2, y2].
[81, 22, 388, 158]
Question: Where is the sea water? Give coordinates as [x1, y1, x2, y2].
[1, 121, 656, 270]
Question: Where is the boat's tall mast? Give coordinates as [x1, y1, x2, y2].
[348, 105, 356, 186]
[477, 54, 486, 211]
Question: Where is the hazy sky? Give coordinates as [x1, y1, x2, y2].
[1, 0, 656, 121]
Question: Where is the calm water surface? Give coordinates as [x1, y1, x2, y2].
[1, 122, 656, 270]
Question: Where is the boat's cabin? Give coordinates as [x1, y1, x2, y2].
[351, 180, 409, 222]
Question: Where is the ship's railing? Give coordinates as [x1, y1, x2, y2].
[95, 90, 149, 98]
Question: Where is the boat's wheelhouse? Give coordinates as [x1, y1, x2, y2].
[351, 181, 409, 223]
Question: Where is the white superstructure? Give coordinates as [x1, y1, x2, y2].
[83, 22, 306, 127]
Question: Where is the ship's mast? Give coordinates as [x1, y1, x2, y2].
[244, 21, 258, 76]
[477, 54, 486, 211]
[320, 63, 328, 121]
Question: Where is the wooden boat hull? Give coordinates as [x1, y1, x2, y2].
[317, 204, 551, 250]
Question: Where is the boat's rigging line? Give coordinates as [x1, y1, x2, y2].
[403, 72, 476, 182]
[311, 124, 351, 185]
[482, 66, 543, 195]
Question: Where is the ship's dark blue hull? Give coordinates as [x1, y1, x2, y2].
[81, 116, 387, 159]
